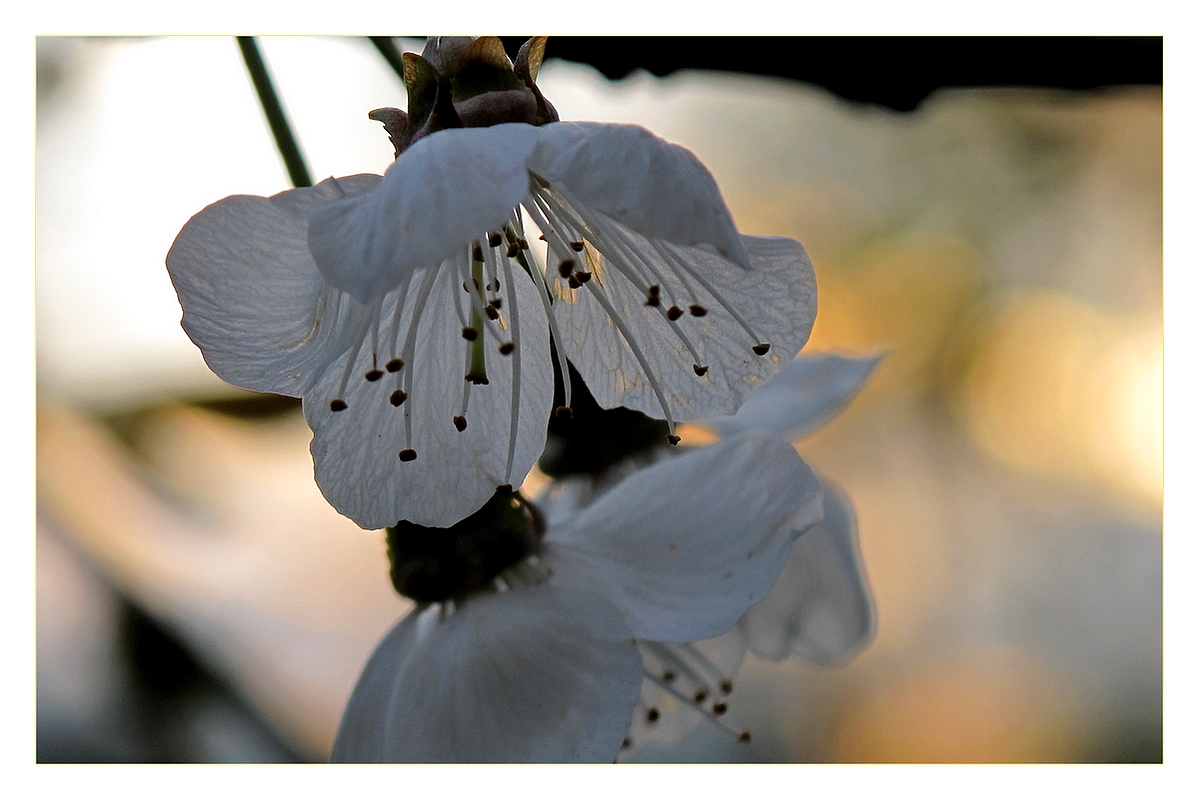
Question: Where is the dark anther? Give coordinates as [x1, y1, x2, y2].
[399, 449, 417, 462]
[644, 295, 661, 307]
[467, 375, 490, 385]
[506, 243, 520, 258]
[570, 240, 585, 252]
[499, 342, 515, 356]
[386, 358, 404, 372]
[648, 285, 660, 295]
[693, 364, 709, 377]
[689, 305, 708, 317]
[663, 670, 677, 682]
[576, 271, 591, 283]
[568, 276, 581, 290]
[666, 306, 683, 321]
[488, 232, 503, 247]
[554, 406, 573, 420]
[453, 416, 468, 432]
[461, 327, 479, 341]
[720, 680, 734, 694]
[558, 259, 575, 278]
[496, 483, 513, 494]
[752, 343, 772, 356]
[472, 243, 484, 262]
[667, 434, 682, 446]
[485, 305, 500, 320]
[389, 390, 408, 406]
[693, 689, 708, 703]
[713, 701, 728, 716]
[491, 297, 502, 309]
[645, 708, 660, 723]
[621, 738, 632, 750]
[738, 731, 752, 743]
[365, 369, 384, 382]
[330, 399, 348, 412]
[519, 238, 529, 250]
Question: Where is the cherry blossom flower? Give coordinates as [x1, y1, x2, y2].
[331, 431, 823, 762]
[166, 37, 815, 531]
[535, 353, 881, 757]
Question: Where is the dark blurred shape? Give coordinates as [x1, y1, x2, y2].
[499, 37, 1161, 112]
[538, 359, 669, 479]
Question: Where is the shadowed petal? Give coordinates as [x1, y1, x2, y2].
[529, 122, 749, 266]
[740, 477, 876, 665]
[547, 431, 823, 642]
[166, 175, 381, 396]
[305, 249, 552, 529]
[332, 585, 642, 763]
[308, 124, 541, 302]
[555, 233, 816, 423]
[712, 352, 884, 440]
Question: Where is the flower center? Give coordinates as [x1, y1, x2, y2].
[385, 486, 544, 604]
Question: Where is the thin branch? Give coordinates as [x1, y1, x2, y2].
[236, 36, 312, 188]
[369, 36, 407, 85]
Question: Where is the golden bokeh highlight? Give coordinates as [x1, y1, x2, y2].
[960, 290, 1162, 507]
[830, 648, 1083, 762]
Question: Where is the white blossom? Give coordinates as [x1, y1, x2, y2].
[331, 431, 822, 762]
[167, 122, 815, 530]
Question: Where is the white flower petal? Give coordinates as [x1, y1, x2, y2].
[547, 431, 823, 642]
[308, 124, 542, 302]
[553, 232, 816, 423]
[166, 175, 381, 396]
[332, 585, 642, 763]
[305, 249, 553, 529]
[740, 477, 876, 665]
[712, 352, 884, 439]
[529, 122, 749, 266]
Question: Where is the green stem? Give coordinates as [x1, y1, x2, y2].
[237, 36, 312, 188]
[369, 37, 407, 84]
[466, 254, 488, 383]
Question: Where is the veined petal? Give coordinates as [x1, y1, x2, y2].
[547, 431, 823, 642]
[332, 585, 642, 763]
[166, 175, 381, 396]
[552, 231, 816, 423]
[308, 124, 541, 302]
[711, 353, 884, 440]
[740, 477, 876, 666]
[528, 122, 749, 267]
[305, 249, 553, 529]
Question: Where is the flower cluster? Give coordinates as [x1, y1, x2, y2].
[166, 36, 872, 762]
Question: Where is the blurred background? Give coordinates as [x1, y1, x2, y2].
[35, 36, 1162, 762]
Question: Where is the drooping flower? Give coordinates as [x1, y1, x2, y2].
[331, 430, 823, 762]
[166, 37, 816, 530]
[532, 353, 881, 756]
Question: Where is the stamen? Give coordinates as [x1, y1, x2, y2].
[396, 263, 443, 455]
[581, 280, 678, 436]
[640, 670, 747, 741]
[504, 218, 571, 413]
[652, 239, 766, 348]
[496, 237, 525, 484]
